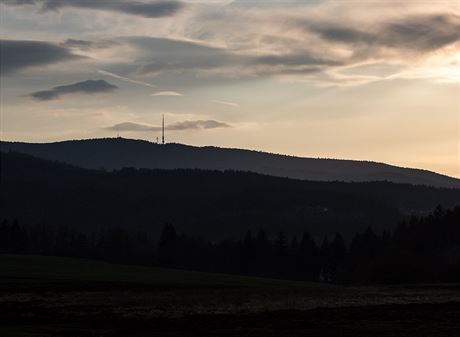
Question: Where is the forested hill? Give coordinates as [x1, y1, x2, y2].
[2, 151, 460, 239]
[1, 138, 459, 188]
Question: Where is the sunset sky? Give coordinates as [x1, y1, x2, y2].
[1, 0, 459, 177]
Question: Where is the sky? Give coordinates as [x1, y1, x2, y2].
[0, 0, 459, 177]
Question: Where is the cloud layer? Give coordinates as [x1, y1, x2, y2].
[107, 120, 231, 132]
[1, 0, 184, 18]
[2, 2, 459, 85]
[123, 36, 338, 77]
[79, 9, 457, 86]
[29, 80, 118, 101]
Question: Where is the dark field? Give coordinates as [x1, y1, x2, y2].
[1, 255, 459, 337]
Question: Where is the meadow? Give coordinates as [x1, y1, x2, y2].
[1, 255, 459, 336]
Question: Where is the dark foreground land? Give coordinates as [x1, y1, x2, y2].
[1, 255, 459, 337]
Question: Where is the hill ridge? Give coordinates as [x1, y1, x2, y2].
[1, 137, 459, 188]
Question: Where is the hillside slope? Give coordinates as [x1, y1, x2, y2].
[2, 138, 459, 188]
[2, 151, 460, 239]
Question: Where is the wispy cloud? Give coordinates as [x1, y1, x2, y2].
[106, 120, 231, 132]
[151, 91, 183, 96]
[212, 100, 240, 108]
[300, 13, 460, 53]
[117, 4, 457, 85]
[96, 69, 156, 88]
[168, 120, 231, 130]
[61, 39, 118, 51]
[1, 0, 185, 19]
[29, 80, 118, 101]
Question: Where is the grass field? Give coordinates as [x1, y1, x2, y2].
[0, 254, 316, 288]
[1, 254, 459, 336]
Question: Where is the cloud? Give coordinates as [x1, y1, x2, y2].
[168, 120, 231, 130]
[253, 53, 341, 67]
[106, 122, 156, 132]
[3, 3, 458, 86]
[1, 0, 185, 18]
[151, 91, 183, 96]
[96, 69, 156, 88]
[106, 120, 231, 132]
[379, 14, 460, 51]
[124, 36, 337, 77]
[0, 39, 81, 75]
[157, 4, 458, 84]
[61, 39, 118, 51]
[212, 100, 239, 108]
[125, 37, 241, 74]
[301, 13, 460, 53]
[29, 79, 118, 101]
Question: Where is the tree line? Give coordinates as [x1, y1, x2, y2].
[5, 151, 460, 241]
[1, 206, 459, 284]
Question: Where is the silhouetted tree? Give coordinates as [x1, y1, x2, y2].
[158, 223, 179, 267]
[242, 230, 254, 275]
[1, 205, 459, 284]
[254, 229, 272, 276]
[274, 231, 288, 277]
[299, 232, 320, 281]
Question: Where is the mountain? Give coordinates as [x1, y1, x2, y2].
[2, 151, 460, 240]
[1, 138, 459, 188]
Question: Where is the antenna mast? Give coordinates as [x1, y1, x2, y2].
[162, 113, 165, 145]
